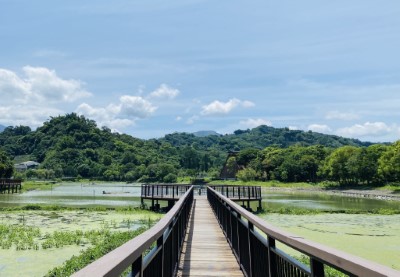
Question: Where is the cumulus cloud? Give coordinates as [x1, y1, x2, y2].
[325, 111, 360, 121]
[148, 84, 179, 99]
[307, 124, 332, 133]
[0, 66, 92, 127]
[0, 105, 62, 128]
[201, 98, 255, 116]
[336, 122, 397, 138]
[239, 118, 271, 129]
[76, 103, 135, 130]
[0, 66, 91, 104]
[76, 95, 157, 130]
[119, 95, 157, 118]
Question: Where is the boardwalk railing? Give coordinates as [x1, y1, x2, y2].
[141, 184, 191, 200]
[207, 187, 399, 277]
[0, 179, 22, 193]
[209, 185, 262, 212]
[73, 186, 194, 277]
[209, 185, 261, 200]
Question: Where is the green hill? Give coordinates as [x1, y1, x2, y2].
[162, 125, 371, 152]
[0, 113, 381, 183]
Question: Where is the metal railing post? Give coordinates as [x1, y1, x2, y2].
[311, 258, 325, 277]
[267, 237, 277, 277]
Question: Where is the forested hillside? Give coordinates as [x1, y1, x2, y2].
[162, 125, 370, 152]
[0, 114, 225, 182]
[1, 113, 397, 185]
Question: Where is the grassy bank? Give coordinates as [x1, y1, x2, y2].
[21, 181, 60, 192]
[208, 180, 400, 192]
[262, 206, 400, 215]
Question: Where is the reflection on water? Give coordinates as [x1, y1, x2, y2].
[0, 183, 142, 208]
[262, 189, 400, 211]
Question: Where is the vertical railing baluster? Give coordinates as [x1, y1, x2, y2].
[248, 222, 254, 277]
[131, 255, 143, 277]
[311, 258, 325, 277]
[267, 237, 277, 277]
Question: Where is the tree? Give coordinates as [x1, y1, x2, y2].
[321, 146, 360, 185]
[0, 150, 14, 178]
[378, 141, 400, 182]
[225, 156, 238, 177]
[236, 168, 257, 182]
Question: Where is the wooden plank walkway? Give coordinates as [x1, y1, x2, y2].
[177, 195, 243, 277]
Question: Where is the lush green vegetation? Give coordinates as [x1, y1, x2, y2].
[0, 149, 13, 178]
[45, 227, 146, 276]
[0, 114, 226, 182]
[232, 143, 400, 186]
[0, 113, 399, 187]
[262, 206, 400, 215]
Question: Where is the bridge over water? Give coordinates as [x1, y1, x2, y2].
[73, 185, 399, 277]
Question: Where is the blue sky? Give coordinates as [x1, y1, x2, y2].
[1, 1, 400, 142]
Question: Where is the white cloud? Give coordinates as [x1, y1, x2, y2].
[307, 124, 332, 133]
[0, 105, 62, 128]
[0, 66, 92, 127]
[119, 95, 157, 118]
[336, 122, 397, 138]
[0, 68, 29, 102]
[201, 98, 254, 116]
[325, 111, 360, 121]
[0, 66, 91, 104]
[76, 95, 157, 130]
[76, 102, 135, 130]
[176, 116, 182, 121]
[239, 118, 271, 129]
[23, 66, 92, 102]
[148, 84, 179, 99]
[242, 100, 255, 108]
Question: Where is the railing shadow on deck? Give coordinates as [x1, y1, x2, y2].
[207, 186, 400, 277]
[72, 186, 194, 277]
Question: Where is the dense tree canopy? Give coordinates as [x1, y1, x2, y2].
[0, 150, 14, 178]
[0, 113, 398, 185]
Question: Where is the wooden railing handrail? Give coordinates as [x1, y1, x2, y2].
[207, 186, 399, 277]
[73, 186, 194, 277]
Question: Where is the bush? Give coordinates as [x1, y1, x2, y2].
[236, 168, 257, 182]
[163, 173, 177, 183]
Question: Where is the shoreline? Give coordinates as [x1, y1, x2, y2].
[263, 187, 400, 202]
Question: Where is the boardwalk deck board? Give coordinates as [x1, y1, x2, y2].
[177, 195, 243, 277]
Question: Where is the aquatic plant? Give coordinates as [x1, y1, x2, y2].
[45, 227, 147, 277]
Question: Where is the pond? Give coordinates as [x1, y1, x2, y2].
[0, 208, 162, 276]
[258, 188, 400, 270]
[260, 213, 400, 270]
[0, 182, 142, 208]
[0, 182, 160, 276]
[262, 188, 400, 211]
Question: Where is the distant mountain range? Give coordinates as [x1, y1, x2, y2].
[0, 124, 5, 132]
[192, 130, 221, 137]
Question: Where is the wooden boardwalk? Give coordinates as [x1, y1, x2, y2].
[177, 195, 243, 277]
